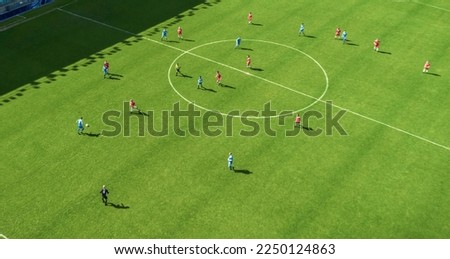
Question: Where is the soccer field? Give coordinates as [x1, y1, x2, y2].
[0, 0, 449, 239]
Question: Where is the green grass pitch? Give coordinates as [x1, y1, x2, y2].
[0, 0, 449, 238]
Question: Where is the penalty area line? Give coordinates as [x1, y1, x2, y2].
[57, 8, 450, 152]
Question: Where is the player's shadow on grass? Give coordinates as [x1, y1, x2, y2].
[378, 50, 392, 55]
[183, 38, 195, 42]
[250, 67, 264, 71]
[84, 132, 101, 137]
[108, 202, 130, 209]
[202, 87, 217, 93]
[346, 42, 359, 46]
[234, 169, 253, 174]
[238, 47, 253, 51]
[132, 111, 150, 116]
[251, 23, 263, 26]
[425, 72, 441, 77]
[181, 74, 192, 78]
[165, 40, 180, 43]
[304, 35, 316, 38]
[109, 73, 123, 80]
[297, 124, 314, 131]
[222, 84, 235, 89]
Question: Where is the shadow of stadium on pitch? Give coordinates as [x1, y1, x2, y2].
[0, 0, 221, 105]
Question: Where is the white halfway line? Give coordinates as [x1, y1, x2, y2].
[413, 1, 450, 13]
[57, 8, 450, 152]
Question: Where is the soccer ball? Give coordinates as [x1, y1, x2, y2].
[85, 124, 89, 127]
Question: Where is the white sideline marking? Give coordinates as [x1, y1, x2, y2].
[58, 8, 450, 151]
[0, 8, 56, 32]
[0, 234, 8, 239]
[0, 0, 78, 32]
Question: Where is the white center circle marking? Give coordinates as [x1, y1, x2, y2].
[167, 39, 329, 118]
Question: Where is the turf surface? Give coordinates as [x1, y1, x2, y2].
[0, 0, 449, 238]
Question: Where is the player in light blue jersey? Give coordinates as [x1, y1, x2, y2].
[102, 60, 110, 79]
[342, 30, 347, 44]
[76, 117, 84, 135]
[299, 23, 305, 36]
[235, 37, 241, 48]
[161, 28, 168, 41]
[197, 76, 203, 89]
[228, 152, 234, 171]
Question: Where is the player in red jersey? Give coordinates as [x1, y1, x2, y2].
[295, 114, 301, 128]
[129, 99, 140, 113]
[373, 38, 380, 52]
[246, 55, 251, 68]
[177, 26, 183, 40]
[248, 12, 253, 24]
[423, 61, 430, 73]
[335, 27, 341, 39]
[215, 71, 222, 86]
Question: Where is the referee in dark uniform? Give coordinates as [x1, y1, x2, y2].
[100, 185, 109, 205]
